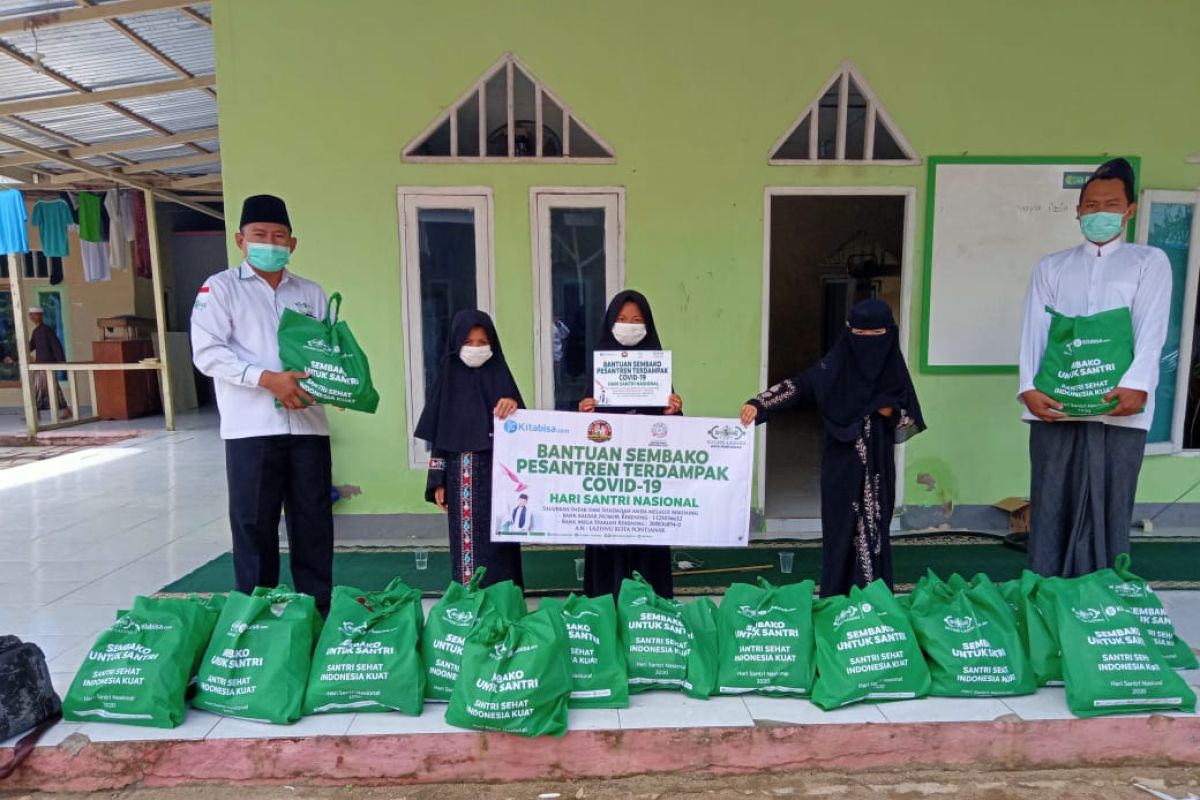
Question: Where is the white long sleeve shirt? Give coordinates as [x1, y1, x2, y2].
[1018, 238, 1173, 431]
[191, 261, 330, 440]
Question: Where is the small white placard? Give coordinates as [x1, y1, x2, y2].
[593, 350, 672, 408]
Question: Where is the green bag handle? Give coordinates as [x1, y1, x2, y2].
[257, 584, 303, 604]
[466, 566, 488, 593]
[383, 575, 414, 596]
[357, 597, 408, 632]
[324, 292, 342, 326]
[756, 576, 775, 591]
[1113, 552, 1133, 578]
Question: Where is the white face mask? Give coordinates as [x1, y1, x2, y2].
[612, 322, 647, 347]
[459, 345, 493, 368]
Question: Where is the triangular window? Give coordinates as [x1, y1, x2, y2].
[404, 53, 615, 163]
[770, 61, 918, 164]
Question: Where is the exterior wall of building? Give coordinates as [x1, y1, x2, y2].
[211, 0, 1200, 519]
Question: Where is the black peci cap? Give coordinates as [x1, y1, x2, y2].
[1082, 158, 1136, 204]
[239, 194, 291, 230]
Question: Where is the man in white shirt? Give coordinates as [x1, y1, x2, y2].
[1018, 159, 1171, 578]
[191, 195, 334, 614]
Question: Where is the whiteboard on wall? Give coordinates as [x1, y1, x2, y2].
[920, 157, 1135, 372]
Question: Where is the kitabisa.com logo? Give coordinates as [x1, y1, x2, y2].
[503, 419, 571, 435]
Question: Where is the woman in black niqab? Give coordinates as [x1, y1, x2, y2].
[417, 309, 525, 587]
[578, 291, 682, 599]
[741, 299, 925, 597]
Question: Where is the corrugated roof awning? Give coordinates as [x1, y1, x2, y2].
[0, 0, 221, 219]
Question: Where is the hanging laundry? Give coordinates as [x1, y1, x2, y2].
[31, 198, 74, 258]
[104, 189, 130, 270]
[0, 189, 30, 255]
[77, 192, 103, 243]
[119, 192, 135, 243]
[81, 240, 111, 282]
[50, 256, 63, 286]
[132, 191, 152, 278]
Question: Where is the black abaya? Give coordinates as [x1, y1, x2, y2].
[417, 310, 525, 588]
[581, 291, 674, 600]
[748, 299, 924, 598]
[751, 371, 903, 597]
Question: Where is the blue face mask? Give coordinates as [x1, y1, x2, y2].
[246, 242, 291, 272]
[1079, 211, 1126, 244]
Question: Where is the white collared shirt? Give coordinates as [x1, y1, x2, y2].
[1018, 238, 1172, 431]
[191, 261, 330, 440]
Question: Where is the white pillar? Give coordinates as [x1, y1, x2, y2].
[143, 189, 175, 432]
[7, 253, 38, 436]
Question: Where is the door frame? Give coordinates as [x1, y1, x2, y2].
[759, 186, 917, 526]
[397, 186, 496, 468]
[528, 186, 626, 409]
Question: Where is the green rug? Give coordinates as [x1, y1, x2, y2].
[158, 535, 1200, 597]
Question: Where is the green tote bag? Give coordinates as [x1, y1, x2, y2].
[716, 578, 816, 697]
[303, 578, 426, 716]
[446, 608, 572, 737]
[540, 593, 629, 708]
[192, 586, 321, 724]
[278, 292, 380, 413]
[63, 595, 221, 728]
[1033, 305, 1135, 416]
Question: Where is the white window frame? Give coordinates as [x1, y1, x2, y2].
[529, 187, 626, 409]
[1135, 188, 1200, 455]
[768, 60, 920, 166]
[759, 186, 917, 532]
[398, 187, 496, 468]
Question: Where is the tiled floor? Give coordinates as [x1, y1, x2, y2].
[0, 410, 231, 699]
[0, 410, 1197, 749]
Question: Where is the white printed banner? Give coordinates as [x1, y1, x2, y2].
[490, 409, 753, 547]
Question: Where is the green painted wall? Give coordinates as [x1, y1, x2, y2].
[211, 0, 1200, 517]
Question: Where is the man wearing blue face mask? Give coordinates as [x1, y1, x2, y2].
[1018, 158, 1171, 578]
[190, 194, 335, 614]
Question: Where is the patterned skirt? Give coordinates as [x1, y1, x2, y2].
[444, 450, 524, 588]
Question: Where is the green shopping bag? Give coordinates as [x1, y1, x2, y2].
[422, 568, 527, 701]
[716, 578, 816, 697]
[193, 586, 321, 724]
[63, 596, 221, 728]
[1097, 554, 1198, 669]
[997, 578, 1021, 620]
[1033, 305, 1135, 416]
[303, 578, 426, 716]
[481, 577, 528, 623]
[540, 594, 628, 708]
[618, 572, 717, 699]
[1038, 575, 1195, 717]
[811, 580, 930, 710]
[446, 608, 572, 737]
[681, 597, 719, 699]
[1010, 570, 1063, 685]
[908, 571, 1036, 697]
[278, 292, 379, 413]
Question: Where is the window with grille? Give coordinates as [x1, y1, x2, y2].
[403, 53, 615, 163]
[770, 61, 918, 165]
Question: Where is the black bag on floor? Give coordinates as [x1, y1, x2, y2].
[0, 636, 62, 779]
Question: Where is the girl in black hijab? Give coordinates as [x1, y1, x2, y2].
[740, 299, 924, 597]
[416, 310, 525, 587]
[578, 291, 683, 599]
